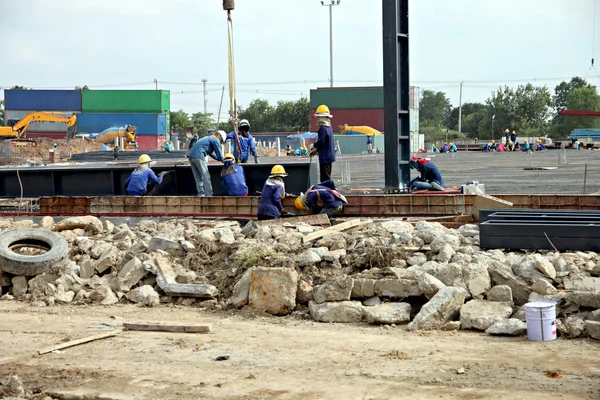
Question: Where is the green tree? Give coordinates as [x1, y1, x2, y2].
[551, 77, 596, 137]
[559, 87, 600, 136]
[553, 77, 593, 110]
[419, 90, 452, 127]
[170, 110, 191, 133]
[75, 85, 89, 91]
[190, 112, 214, 137]
[445, 102, 485, 132]
[238, 99, 276, 132]
[274, 98, 310, 131]
[10, 85, 26, 90]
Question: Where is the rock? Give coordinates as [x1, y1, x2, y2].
[74, 289, 90, 302]
[458, 224, 479, 238]
[54, 216, 103, 234]
[296, 279, 314, 303]
[1, 294, 15, 301]
[11, 276, 28, 297]
[313, 277, 353, 304]
[362, 296, 382, 307]
[117, 257, 148, 291]
[125, 285, 160, 307]
[533, 255, 557, 279]
[230, 268, 254, 308]
[181, 241, 195, 252]
[80, 260, 95, 279]
[364, 302, 411, 324]
[489, 265, 531, 305]
[485, 318, 527, 336]
[585, 320, 600, 340]
[297, 225, 314, 234]
[103, 220, 115, 234]
[323, 249, 346, 262]
[559, 315, 585, 338]
[588, 309, 600, 322]
[460, 300, 513, 331]
[417, 272, 446, 299]
[528, 292, 564, 304]
[436, 244, 455, 263]
[248, 267, 298, 315]
[39, 216, 54, 230]
[441, 321, 461, 331]
[308, 300, 364, 323]
[463, 264, 491, 298]
[531, 279, 557, 295]
[197, 229, 217, 242]
[375, 278, 420, 298]
[380, 220, 413, 235]
[215, 228, 235, 245]
[295, 251, 322, 267]
[433, 263, 466, 289]
[148, 236, 185, 257]
[54, 286, 75, 303]
[176, 271, 197, 284]
[351, 279, 376, 299]
[254, 225, 272, 240]
[90, 286, 119, 305]
[407, 253, 427, 266]
[94, 249, 118, 273]
[413, 221, 445, 243]
[77, 239, 94, 254]
[310, 247, 329, 257]
[407, 287, 468, 331]
[0, 271, 10, 287]
[113, 228, 132, 240]
[487, 285, 513, 302]
[90, 242, 112, 259]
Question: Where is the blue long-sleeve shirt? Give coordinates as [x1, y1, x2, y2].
[226, 132, 258, 161]
[188, 135, 223, 161]
[420, 162, 444, 186]
[257, 179, 285, 218]
[306, 180, 343, 213]
[314, 125, 336, 163]
[221, 163, 248, 196]
[125, 168, 162, 196]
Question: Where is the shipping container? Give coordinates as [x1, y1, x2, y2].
[310, 108, 384, 133]
[81, 90, 170, 113]
[77, 113, 167, 135]
[4, 90, 82, 111]
[5, 110, 79, 133]
[137, 135, 167, 151]
[310, 87, 383, 110]
[24, 132, 68, 140]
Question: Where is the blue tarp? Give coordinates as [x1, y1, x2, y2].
[287, 132, 318, 139]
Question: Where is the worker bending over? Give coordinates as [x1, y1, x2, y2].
[227, 119, 259, 163]
[311, 105, 336, 182]
[408, 156, 444, 191]
[294, 179, 348, 218]
[220, 153, 248, 196]
[125, 154, 166, 196]
[449, 143, 457, 152]
[257, 165, 292, 220]
[188, 130, 226, 197]
[522, 139, 531, 152]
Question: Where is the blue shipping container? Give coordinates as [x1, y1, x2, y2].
[77, 113, 167, 135]
[4, 90, 82, 111]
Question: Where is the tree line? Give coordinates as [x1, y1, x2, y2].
[419, 77, 600, 141]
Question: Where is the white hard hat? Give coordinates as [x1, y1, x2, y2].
[217, 130, 227, 143]
[239, 119, 250, 128]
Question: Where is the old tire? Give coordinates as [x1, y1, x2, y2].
[0, 228, 68, 276]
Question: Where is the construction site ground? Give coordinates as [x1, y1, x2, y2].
[1, 302, 598, 400]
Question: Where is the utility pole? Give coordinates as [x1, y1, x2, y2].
[202, 78, 208, 114]
[492, 114, 496, 141]
[321, 1, 341, 87]
[458, 81, 463, 133]
[154, 79, 158, 90]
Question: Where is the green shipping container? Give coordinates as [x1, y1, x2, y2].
[82, 90, 170, 113]
[310, 87, 383, 110]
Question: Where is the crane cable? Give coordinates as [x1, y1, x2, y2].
[586, 0, 598, 79]
[227, 9, 242, 164]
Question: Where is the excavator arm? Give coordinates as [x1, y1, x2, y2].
[0, 112, 77, 141]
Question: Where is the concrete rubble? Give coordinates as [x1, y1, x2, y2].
[0, 217, 599, 339]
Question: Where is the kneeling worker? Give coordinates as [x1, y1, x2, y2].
[294, 179, 348, 218]
[125, 154, 166, 196]
[220, 153, 248, 196]
[257, 165, 292, 220]
[408, 156, 444, 191]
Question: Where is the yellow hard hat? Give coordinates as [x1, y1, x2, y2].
[302, 145, 307, 150]
[524, 139, 528, 143]
[224, 153, 235, 161]
[294, 195, 307, 211]
[270, 165, 288, 177]
[491, 140, 495, 143]
[138, 154, 152, 164]
[505, 128, 509, 132]
[449, 143, 453, 146]
[315, 104, 332, 117]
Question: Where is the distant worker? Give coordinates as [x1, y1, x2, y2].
[431, 144, 439, 153]
[481, 143, 492, 152]
[537, 139, 546, 151]
[51, 143, 58, 152]
[450, 143, 457, 152]
[497, 142, 506, 152]
[286, 144, 292, 156]
[504, 128, 510, 141]
[311, 105, 336, 182]
[226, 119, 259, 163]
[294, 179, 348, 218]
[408, 156, 444, 191]
[163, 141, 174, 153]
[522, 139, 531, 152]
[187, 130, 226, 196]
[257, 165, 292, 220]
[510, 130, 517, 145]
[490, 140, 497, 151]
[125, 154, 167, 196]
[441, 143, 449, 153]
[366, 135, 373, 153]
[220, 153, 248, 196]
[113, 145, 120, 160]
[375, 147, 381, 154]
[507, 140, 515, 152]
[189, 133, 199, 150]
[574, 139, 582, 150]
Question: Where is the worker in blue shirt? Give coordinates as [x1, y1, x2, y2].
[124, 154, 165, 196]
[366, 136, 373, 153]
[257, 165, 292, 220]
[408, 156, 444, 191]
[311, 105, 336, 182]
[294, 179, 348, 218]
[220, 153, 248, 196]
[187, 130, 226, 196]
[189, 133, 199, 150]
[226, 119, 259, 163]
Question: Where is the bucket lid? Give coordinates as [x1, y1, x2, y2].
[525, 301, 556, 309]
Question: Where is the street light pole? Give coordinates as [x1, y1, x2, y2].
[321, 1, 341, 87]
[492, 114, 496, 142]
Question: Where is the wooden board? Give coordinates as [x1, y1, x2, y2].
[123, 322, 212, 334]
[256, 213, 331, 227]
[38, 332, 119, 355]
[472, 194, 513, 222]
[302, 219, 372, 243]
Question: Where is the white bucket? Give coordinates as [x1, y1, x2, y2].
[525, 301, 557, 341]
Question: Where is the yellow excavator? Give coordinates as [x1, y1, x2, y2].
[0, 112, 77, 147]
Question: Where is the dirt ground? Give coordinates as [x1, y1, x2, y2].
[1, 303, 598, 400]
[12, 139, 103, 161]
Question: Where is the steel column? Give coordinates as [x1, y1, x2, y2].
[383, 0, 410, 190]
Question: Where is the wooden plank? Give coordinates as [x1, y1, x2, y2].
[302, 219, 372, 243]
[256, 213, 331, 227]
[123, 322, 212, 333]
[38, 332, 119, 355]
[472, 194, 513, 222]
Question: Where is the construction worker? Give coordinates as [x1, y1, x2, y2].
[510, 130, 517, 145]
[310, 105, 336, 182]
[294, 180, 348, 218]
[125, 154, 167, 196]
[113, 145, 120, 160]
[449, 143, 457, 152]
[187, 130, 226, 196]
[220, 153, 248, 196]
[286, 144, 292, 156]
[51, 143, 58, 152]
[257, 165, 292, 220]
[408, 156, 444, 191]
[189, 133, 199, 150]
[441, 143, 449, 153]
[522, 139, 531, 152]
[490, 140, 497, 151]
[431, 144, 439, 153]
[497, 142, 506, 152]
[481, 143, 491, 152]
[163, 141, 174, 153]
[226, 119, 259, 163]
[366, 136, 373, 153]
[507, 140, 515, 152]
[504, 128, 510, 141]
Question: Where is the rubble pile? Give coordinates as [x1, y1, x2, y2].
[1, 216, 600, 339]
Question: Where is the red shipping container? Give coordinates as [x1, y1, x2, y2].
[26, 132, 67, 140]
[137, 135, 166, 151]
[310, 108, 384, 133]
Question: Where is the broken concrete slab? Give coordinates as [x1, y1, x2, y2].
[308, 300, 364, 323]
[313, 277, 353, 304]
[148, 236, 185, 257]
[230, 268, 255, 308]
[125, 285, 160, 307]
[485, 318, 527, 336]
[487, 285, 513, 302]
[585, 320, 600, 340]
[351, 279, 376, 299]
[374, 278, 421, 298]
[463, 264, 491, 298]
[363, 302, 411, 325]
[407, 287, 468, 331]
[248, 267, 298, 315]
[161, 283, 218, 299]
[531, 279, 558, 295]
[79, 260, 94, 280]
[90, 286, 119, 305]
[460, 300, 513, 331]
[489, 265, 531, 305]
[53, 216, 103, 234]
[11, 276, 28, 297]
[417, 272, 446, 299]
[94, 249, 118, 274]
[533, 255, 557, 279]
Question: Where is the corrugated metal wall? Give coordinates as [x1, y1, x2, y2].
[81, 90, 170, 113]
[310, 87, 384, 109]
[4, 90, 82, 111]
[5, 110, 79, 133]
[335, 135, 385, 154]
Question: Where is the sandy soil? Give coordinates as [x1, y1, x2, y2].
[1, 302, 598, 400]
[13, 139, 104, 161]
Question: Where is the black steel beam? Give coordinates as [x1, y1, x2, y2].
[479, 208, 600, 223]
[383, 0, 410, 190]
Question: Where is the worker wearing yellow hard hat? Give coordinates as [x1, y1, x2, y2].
[220, 153, 248, 196]
[294, 179, 348, 217]
[257, 165, 294, 220]
[125, 154, 168, 196]
[313, 104, 336, 182]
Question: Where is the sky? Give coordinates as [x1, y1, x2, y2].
[0, 0, 597, 117]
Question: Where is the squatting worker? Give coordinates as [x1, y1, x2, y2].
[294, 179, 348, 218]
[125, 154, 166, 196]
[311, 105, 336, 182]
[408, 156, 444, 192]
[257, 165, 292, 220]
[226, 119, 259, 163]
[187, 130, 226, 197]
[220, 153, 248, 196]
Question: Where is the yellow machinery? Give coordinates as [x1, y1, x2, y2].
[0, 112, 77, 147]
[91, 125, 138, 150]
